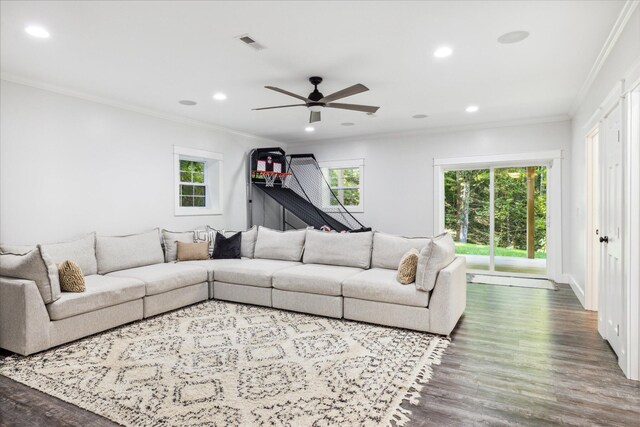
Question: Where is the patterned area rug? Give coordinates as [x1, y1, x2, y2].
[0, 301, 448, 426]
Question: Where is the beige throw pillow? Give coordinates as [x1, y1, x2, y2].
[396, 248, 419, 284]
[58, 260, 85, 292]
[176, 241, 209, 261]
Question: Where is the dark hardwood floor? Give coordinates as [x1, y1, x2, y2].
[1, 283, 638, 426]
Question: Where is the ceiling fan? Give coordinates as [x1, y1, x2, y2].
[253, 77, 380, 123]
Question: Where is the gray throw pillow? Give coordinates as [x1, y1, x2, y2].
[162, 230, 195, 262]
[0, 246, 61, 303]
[415, 233, 456, 292]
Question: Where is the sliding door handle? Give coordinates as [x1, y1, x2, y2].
[599, 236, 609, 243]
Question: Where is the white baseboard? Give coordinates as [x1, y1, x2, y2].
[564, 274, 586, 308]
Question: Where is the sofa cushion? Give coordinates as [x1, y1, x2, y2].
[371, 232, 432, 269]
[161, 229, 195, 262]
[342, 268, 430, 307]
[107, 263, 207, 296]
[46, 274, 145, 320]
[0, 246, 61, 304]
[96, 229, 165, 274]
[302, 230, 373, 269]
[41, 233, 98, 276]
[180, 258, 246, 281]
[415, 233, 456, 292]
[222, 225, 258, 258]
[254, 227, 306, 262]
[273, 264, 364, 296]
[214, 258, 301, 288]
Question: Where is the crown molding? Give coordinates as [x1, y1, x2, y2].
[0, 72, 283, 145]
[569, 0, 639, 116]
[288, 114, 571, 146]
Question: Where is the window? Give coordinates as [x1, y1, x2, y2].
[174, 146, 223, 216]
[320, 159, 364, 212]
[179, 159, 206, 207]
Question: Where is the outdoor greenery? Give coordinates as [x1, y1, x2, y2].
[455, 242, 547, 259]
[180, 160, 206, 207]
[327, 167, 360, 206]
[444, 167, 547, 256]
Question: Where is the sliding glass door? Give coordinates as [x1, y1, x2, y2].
[444, 165, 547, 277]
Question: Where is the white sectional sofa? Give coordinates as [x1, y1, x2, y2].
[0, 226, 466, 356]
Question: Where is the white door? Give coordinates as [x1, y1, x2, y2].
[599, 103, 624, 357]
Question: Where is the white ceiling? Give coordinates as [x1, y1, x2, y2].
[0, 1, 625, 144]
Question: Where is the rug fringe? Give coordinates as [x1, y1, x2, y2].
[385, 337, 451, 426]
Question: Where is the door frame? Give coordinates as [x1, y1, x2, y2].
[583, 74, 640, 380]
[433, 150, 563, 283]
[585, 127, 600, 312]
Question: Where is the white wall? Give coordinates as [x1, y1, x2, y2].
[0, 80, 275, 245]
[289, 119, 572, 274]
[569, 6, 640, 299]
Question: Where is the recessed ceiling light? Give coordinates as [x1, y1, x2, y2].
[497, 30, 530, 44]
[412, 114, 428, 119]
[433, 46, 453, 58]
[305, 126, 315, 132]
[179, 100, 197, 106]
[213, 93, 227, 101]
[25, 25, 50, 39]
[465, 105, 479, 113]
[341, 122, 355, 126]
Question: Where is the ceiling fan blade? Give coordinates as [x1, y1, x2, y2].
[310, 111, 321, 123]
[265, 86, 310, 102]
[320, 84, 369, 103]
[326, 103, 380, 113]
[252, 104, 306, 111]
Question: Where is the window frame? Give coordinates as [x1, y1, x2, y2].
[319, 158, 365, 213]
[174, 146, 223, 216]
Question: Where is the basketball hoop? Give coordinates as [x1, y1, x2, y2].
[279, 172, 293, 188]
[263, 171, 278, 187]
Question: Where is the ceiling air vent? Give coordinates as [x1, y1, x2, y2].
[237, 34, 266, 51]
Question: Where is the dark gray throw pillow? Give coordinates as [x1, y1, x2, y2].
[212, 232, 241, 259]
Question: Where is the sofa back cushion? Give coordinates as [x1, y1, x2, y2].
[254, 227, 306, 262]
[0, 246, 61, 304]
[221, 225, 258, 258]
[371, 232, 432, 269]
[415, 233, 456, 291]
[162, 229, 195, 262]
[40, 233, 98, 275]
[96, 229, 164, 274]
[303, 230, 373, 268]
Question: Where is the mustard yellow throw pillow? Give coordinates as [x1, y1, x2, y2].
[58, 260, 85, 292]
[397, 248, 419, 285]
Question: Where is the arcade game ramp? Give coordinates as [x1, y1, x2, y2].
[247, 147, 366, 232]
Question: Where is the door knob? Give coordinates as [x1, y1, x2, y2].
[599, 236, 609, 243]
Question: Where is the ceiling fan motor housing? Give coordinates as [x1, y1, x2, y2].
[308, 77, 324, 102]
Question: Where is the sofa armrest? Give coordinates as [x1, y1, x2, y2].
[427, 256, 466, 335]
[0, 276, 51, 355]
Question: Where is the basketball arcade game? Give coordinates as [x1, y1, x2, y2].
[247, 147, 367, 232]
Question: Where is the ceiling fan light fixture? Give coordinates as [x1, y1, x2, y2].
[305, 126, 315, 132]
[308, 104, 324, 112]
